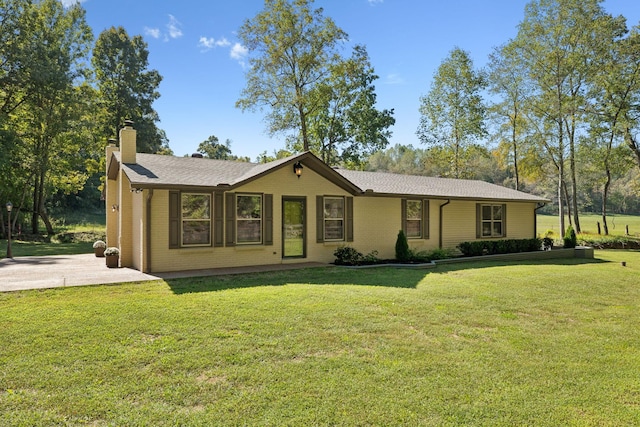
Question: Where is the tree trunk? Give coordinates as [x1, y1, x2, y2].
[567, 117, 580, 233]
[602, 166, 611, 236]
[562, 180, 572, 228]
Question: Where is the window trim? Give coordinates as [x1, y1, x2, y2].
[235, 193, 263, 245]
[180, 192, 212, 247]
[477, 203, 507, 238]
[323, 196, 345, 242]
[402, 199, 429, 240]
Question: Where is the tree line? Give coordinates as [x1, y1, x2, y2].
[236, 0, 640, 236]
[2, 0, 640, 239]
[1, 0, 166, 236]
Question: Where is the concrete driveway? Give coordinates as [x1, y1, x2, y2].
[0, 254, 160, 292]
[0, 254, 327, 293]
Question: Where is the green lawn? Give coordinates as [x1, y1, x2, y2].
[538, 213, 640, 237]
[1, 250, 639, 426]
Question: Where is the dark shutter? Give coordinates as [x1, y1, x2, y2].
[264, 194, 273, 246]
[346, 196, 354, 242]
[169, 191, 180, 249]
[213, 192, 224, 247]
[316, 195, 324, 243]
[225, 192, 236, 246]
[401, 199, 407, 234]
[423, 200, 430, 239]
[502, 204, 507, 237]
[476, 203, 482, 239]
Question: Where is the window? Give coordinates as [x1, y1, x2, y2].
[181, 193, 211, 246]
[236, 194, 262, 244]
[405, 200, 423, 238]
[402, 199, 429, 239]
[323, 197, 344, 241]
[480, 204, 505, 238]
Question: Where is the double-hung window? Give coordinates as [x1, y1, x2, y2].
[323, 197, 345, 241]
[236, 194, 262, 244]
[480, 204, 505, 238]
[181, 193, 211, 246]
[405, 200, 423, 238]
[402, 199, 429, 239]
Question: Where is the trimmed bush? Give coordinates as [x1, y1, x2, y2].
[395, 230, 410, 262]
[457, 238, 542, 257]
[563, 226, 577, 249]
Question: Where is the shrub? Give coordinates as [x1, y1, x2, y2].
[563, 226, 577, 249]
[334, 246, 364, 266]
[395, 230, 410, 262]
[426, 247, 457, 260]
[457, 238, 542, 257]
[362, 250, 379, 264]
[93, 240, 106, 249]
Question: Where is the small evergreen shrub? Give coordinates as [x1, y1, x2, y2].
[395, 230, 410, 262]
[563, 226, 577, 249]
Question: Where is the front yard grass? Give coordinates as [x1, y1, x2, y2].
[1, 250, 639, 426]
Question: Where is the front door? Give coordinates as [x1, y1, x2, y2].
[282, 197, 306, 258]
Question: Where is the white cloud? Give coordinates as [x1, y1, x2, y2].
[368, 0, 383, 4]
[144, 27, 161, 39]
[230, 43, 248, 60]
[60, 0, 86, 7]
[230, 43, 249, 67]
[166, 15, 183, 39]
[198, 36, 231, 51]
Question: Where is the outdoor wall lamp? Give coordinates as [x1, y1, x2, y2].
[5, 201, 12, 259]
[111, 204, 119, 212]
[130, 188, 142, 193]
[293, 161, 303, 178]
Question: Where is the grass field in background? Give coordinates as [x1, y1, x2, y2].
[537, 213, 640, 237]
[1, 250, 639, 425]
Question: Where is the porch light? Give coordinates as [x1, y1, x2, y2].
[111, 204, 119, 212]
[5, 201, 13, 259]
[293, 161, 303, 178]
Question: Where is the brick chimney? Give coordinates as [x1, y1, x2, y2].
[119, 120, 136, 164]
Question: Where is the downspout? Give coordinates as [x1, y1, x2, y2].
[534, 202, 546, 238]
[145, 189, 154, 273]
[439, 199, 451, 249]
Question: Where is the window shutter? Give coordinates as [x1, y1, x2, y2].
[502, 204, 507, 237]
[346, 196, 354, 242]
[264, 194, 273, 246]
[476, 203, 482, 239]
[225, 192, 236, 246]
[316, 195, 324, 243]
[169, 191, 180, 249]
[423, 200, 430, 239]
[213, 191, 224, 247]
[401, 199, 407, 234]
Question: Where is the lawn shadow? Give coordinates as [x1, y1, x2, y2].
[165, 256, 610, 294]
[165, 266, 431, 294]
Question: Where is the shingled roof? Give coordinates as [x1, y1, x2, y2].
[111, 151, 547, 202]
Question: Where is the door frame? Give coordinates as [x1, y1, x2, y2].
[282, 196, 307, 259]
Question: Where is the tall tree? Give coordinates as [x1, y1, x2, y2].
[487, 42, 533, 190]
[236, 0, 347, 152]
[513, 0, 622, 234]
[303, 44, 395, 166]
[92, 26, 166, 153]
[17, 0, 93, 234]
[416, 47, 487, 178]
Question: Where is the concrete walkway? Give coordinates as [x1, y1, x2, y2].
[0, 254, 326, 293]
[0, 254, 160, 292]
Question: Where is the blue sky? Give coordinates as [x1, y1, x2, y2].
[70, 0, 640, 160]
